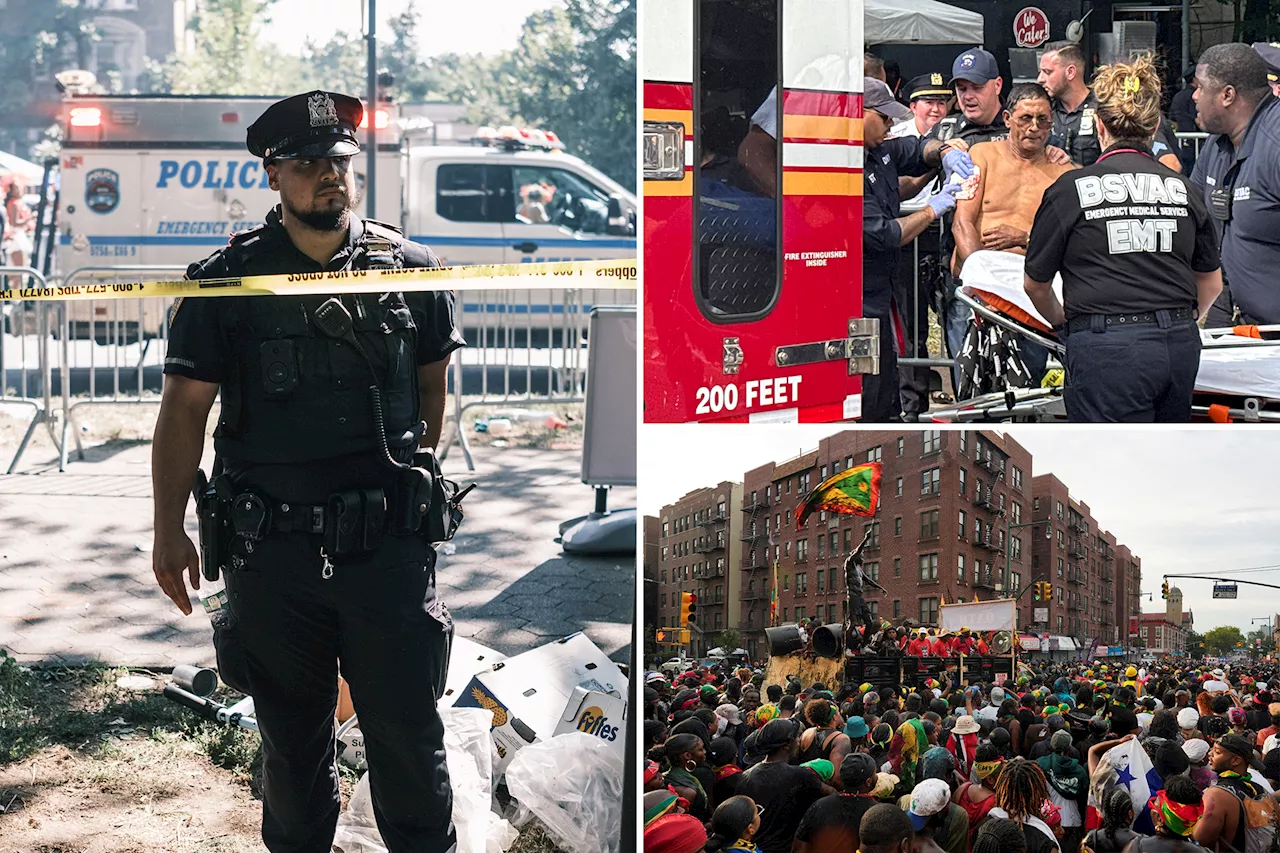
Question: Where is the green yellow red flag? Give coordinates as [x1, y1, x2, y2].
[794, 462, 882, 527]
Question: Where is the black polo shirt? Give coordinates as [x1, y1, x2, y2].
[1025, 147, 1220, 320]
[927, 111, 1008, 147]
[1189, 94, 1280, 322]
[863, 135, 933, 310]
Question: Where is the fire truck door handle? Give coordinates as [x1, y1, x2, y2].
[512, 242, 538, 253]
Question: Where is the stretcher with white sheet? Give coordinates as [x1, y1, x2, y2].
[926, 250, 1280, 423]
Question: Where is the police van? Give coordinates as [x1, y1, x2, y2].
[54, 94, 636, 340]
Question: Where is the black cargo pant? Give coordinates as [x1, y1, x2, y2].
[1063, 311, 1201, 422]
[217, 530, 455, 853]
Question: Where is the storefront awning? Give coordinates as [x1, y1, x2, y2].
[866, 0, 986, 45]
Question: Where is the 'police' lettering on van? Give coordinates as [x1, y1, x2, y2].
[156, 160, 271, 190]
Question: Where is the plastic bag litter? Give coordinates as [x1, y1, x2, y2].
[333, 707, 518, 853]
[504, 733, 624, 853]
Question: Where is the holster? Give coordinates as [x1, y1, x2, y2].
[412, 448, 470, 544]
[193, 469, 234, 582]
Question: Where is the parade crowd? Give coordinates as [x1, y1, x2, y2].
[643, 656, 1280, 853]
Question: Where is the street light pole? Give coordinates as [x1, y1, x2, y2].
[365, 0, 378, 219]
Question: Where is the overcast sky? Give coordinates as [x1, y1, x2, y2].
[258, 0, 557, 57]
[639, 428, 1280, 635]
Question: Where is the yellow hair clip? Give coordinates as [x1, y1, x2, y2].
[1123, 75, 1141, 93]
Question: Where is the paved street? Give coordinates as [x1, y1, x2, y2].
[0, 435, 635, 668]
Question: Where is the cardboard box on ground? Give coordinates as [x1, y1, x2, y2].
[453, 632, 629, 777]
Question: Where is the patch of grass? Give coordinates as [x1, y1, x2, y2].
[0, 650, 262, 780]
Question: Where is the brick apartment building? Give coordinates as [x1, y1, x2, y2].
[736, 430, 1034, 661]
[645, 430, 1148, 663]
[1140, 587, 1193, 656]
[1027, 475, 1137, 649]
[653, 482, 745, 657]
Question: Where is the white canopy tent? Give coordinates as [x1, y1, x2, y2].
[0, 151, 47, 185]
[866, 0, 985, 45]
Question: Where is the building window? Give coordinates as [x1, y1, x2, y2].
[843, 528, 852, 552]
[821, 465, 828, 480]
[894, 516, 903, 537]
[816, 536, 825, 557]
[920, 467, 940, 496]
[920, 509, 939, 540]
[867, 446, 883, 463]
[1011, 536, 1022, 560]
[1012, 466, 1023, 490]
[959, 468, 967, 498]
[958, 553, 966, 582]
[866, 561, 880, 582]
[897, 437, 905, 456]
[894, 556, 901, 577]
[797, 539, 808, 562]
[845, 456, 853, 470]
[869, 601, 879, 619]
[919, 597, 939, 624]
[893, 599, 901, 618]
[1011, 572, 1021, 592]
[817, 570, 825, 590]
[975, 518, 984, 540]
[919, 553, 939, 581]
[661, 593, 667, 607]
[958, 510, 967, 539]
[896, 477, 903, 497]
[1056, 501, 1064, 520]
[1057, 615, 1064, 631]
[1011, 502, 1022, 525]
[663, 521, 669, 537]
[829, 532, 838, 553]
[783, 607, 789, 621]
[829, 567, 838, 589]
[797, 572, 807, 593]
[782, 574, 789, 591]
[662, 546, 668, 560]
[865, 521, 880, 549]
[922, 430, 941, 454]
[959, 432, 968, 453]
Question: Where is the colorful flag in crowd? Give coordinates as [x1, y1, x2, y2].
[794, 462, 882, 527]
[769, 559, 779, 627]
[1086, 735, 1163, 831]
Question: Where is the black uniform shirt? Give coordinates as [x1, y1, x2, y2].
[863, 135, 934, 307]
[164, 209, 465, 498]
[1189, 94, 1280, 323]
[1052, 90, 1102, 167]
[1025, 147, 1220, 320]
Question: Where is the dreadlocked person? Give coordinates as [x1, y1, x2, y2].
[989, 758, 1061, 853]
[1127, 776, 1207, 853]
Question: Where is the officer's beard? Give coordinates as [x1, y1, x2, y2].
[285, 189, 361, 233]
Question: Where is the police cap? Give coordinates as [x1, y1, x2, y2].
[247, 91, 363, 163]
[1252, 42, 1280, 83]
[906, 72, 953, 101]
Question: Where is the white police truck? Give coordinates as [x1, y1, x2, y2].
[54, 94, 636, 340]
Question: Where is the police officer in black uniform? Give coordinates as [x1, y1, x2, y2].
[1191, 43, 1280, 326]
[1023, 59, 1223, 422]
[862, 77, 975, 421]
[151, 91, 465, 852]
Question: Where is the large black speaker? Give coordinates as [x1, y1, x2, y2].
[812, 623, 846, 659]
[764, 625, 804, 657]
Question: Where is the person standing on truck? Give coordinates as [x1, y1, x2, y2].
[1022, 58, 1222, 422]
[861, 77, 977, 422]
[150, 91, 465, 853]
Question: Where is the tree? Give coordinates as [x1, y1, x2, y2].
[713, 629, 742, 653]
[148, 0, 306, 95]
[1185, 629, 1206, 657]
[1203, 625, 1247, 656]
[0, 1, 97, 155]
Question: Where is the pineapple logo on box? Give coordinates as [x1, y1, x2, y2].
[575, 706, 620, 742]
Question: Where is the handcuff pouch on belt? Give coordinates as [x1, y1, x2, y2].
[327, 488, 386, 555]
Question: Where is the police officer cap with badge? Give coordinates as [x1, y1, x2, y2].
[153, 90, 465, 852]
[1254, 42, 1280, 97]
[906, 73, 953, 104]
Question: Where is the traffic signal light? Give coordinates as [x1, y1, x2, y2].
[656, 629, 668, 643]
[1043, 582, 1052, 601]
[1161, 581, 1169, 599]
[679, 592, 698, 626]
[1033, 582, 1043, 601]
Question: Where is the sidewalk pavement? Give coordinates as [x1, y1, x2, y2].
[0, 437, 634, 668]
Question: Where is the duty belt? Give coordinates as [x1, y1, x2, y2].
[1066, 307, 1196, 334]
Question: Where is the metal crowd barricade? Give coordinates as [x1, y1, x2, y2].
[1175, 131, 1209, 162]
[55, 265, 187, 471]
[1, 267, 56, 473]
[440, 285, 636, 471]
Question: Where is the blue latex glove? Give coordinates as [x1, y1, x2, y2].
[942, 147, 976, 181]
[926, 180, 962, 217]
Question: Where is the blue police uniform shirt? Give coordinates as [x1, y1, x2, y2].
[1189, 94, 1280, 322]
[863, 135, 934, 312]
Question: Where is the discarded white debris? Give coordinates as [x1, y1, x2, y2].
[505, 732, 623, 853]
[115, 675, 159, 692]
[333, 708, 517, 853]
[437, 542, 457, 556]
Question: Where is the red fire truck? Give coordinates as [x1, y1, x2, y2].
[643, 0, 875, 423]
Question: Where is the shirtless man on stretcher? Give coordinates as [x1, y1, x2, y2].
[952, 84, 1077, 276]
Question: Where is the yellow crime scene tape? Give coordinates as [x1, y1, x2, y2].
[0, 258, 637, 302]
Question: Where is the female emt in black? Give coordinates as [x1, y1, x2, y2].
[1021, 56, 1223, 422]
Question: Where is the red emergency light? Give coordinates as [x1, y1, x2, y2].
[359, 110, 390, 130]
[69, 107, 102, 128]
